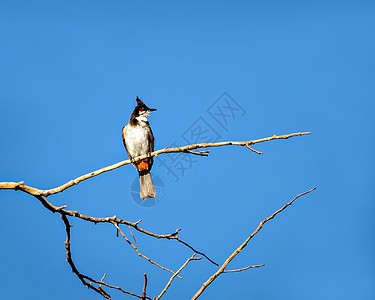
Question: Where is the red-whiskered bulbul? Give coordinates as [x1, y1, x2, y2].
[122, 97, 157, 200]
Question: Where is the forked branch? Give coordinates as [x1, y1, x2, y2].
[155, 254, 202, 300]
[191, 187, 316, 299]
[61, 214, 147, 299]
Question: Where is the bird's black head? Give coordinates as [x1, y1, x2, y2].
[130, 96, 157, 120]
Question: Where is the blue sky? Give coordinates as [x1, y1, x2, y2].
[0, 1, 374, 299]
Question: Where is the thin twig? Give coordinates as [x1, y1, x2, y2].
[245, 143, 263, 154]
[176, 237, 218, 266]
[223, 264, 265, 273]
[184, 150, 210, 156]
[191, 187, 316, 299]
[156, 254, 202, 300]
[99, 273, 106, 289]
[0, 132, 310, 197]
[129, 225, 138, 248]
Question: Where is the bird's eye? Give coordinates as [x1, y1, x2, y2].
[139, 108, 144, 112]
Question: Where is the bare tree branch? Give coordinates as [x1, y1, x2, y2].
[112, 221, 182, 279]
[155, 254, 202, 300]
[191, 187, 316, 299]
[3, 186, 217, 265]
[0, 132, 310, 197]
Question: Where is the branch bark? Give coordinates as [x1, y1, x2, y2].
[142, 273, 148, 300]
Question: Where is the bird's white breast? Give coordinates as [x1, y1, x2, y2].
[123, 122, 151, 158]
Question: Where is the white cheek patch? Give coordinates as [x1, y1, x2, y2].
[142, 111, 150, 118]
[136, 110, 151, 123]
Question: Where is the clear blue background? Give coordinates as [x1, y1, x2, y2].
[0, 1, 374, 299]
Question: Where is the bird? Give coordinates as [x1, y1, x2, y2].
[122, 97, 157, 200]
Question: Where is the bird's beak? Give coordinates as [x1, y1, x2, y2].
[150, 108, 157, 111]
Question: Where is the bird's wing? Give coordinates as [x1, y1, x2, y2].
[122, 125, 133, 160]
[147, 126, 155, 169]
[148, 126, 155, 153]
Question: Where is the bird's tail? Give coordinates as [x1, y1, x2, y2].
[139, 172, 156, 200]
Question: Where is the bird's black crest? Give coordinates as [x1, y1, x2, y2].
[136, 96, 145, 106]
